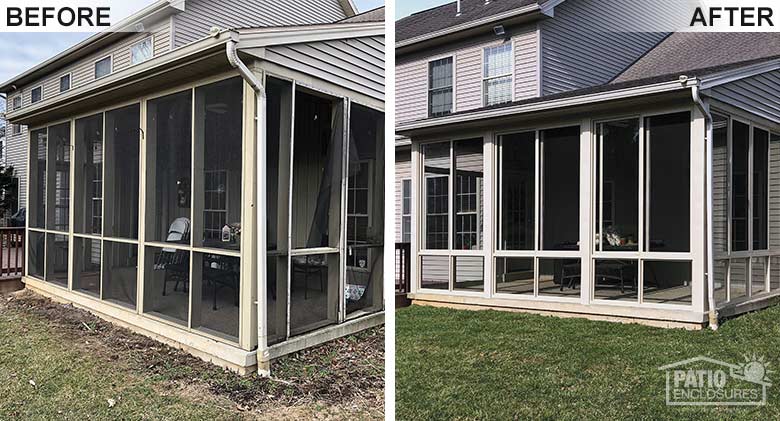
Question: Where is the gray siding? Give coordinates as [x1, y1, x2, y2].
[5, 126, 27, 209]
[395, 150, 411, 243]
[7, 19, 171, 111]
[771, 138, 780, 250]
[396, 26, 539, 125]
[539, 0, 667, 95]
[173, 0, 348, 48]
[708, 71, 780, 124]
[265, 36, 385, 101]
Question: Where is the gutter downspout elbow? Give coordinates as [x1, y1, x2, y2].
[227, 39, 270, 373]
[692, 84, 719, 331]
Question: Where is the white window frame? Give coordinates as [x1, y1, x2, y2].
[12, 95, 21, 110]
[30, 85, 43, 104]
[130, 36, 155, 66]
[427, 56, 454, 118]
[482, 43, 513, 107]
[59, 73, 72, 93]
[94, 55, 113, 80]
[401, 178, 412, 243]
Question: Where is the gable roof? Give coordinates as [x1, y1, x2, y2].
[397, 0, 547, 44]
[614, 32, 780, 84]
[340, 6, 384, 23]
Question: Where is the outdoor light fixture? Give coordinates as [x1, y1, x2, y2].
[493, 25, 505, 36]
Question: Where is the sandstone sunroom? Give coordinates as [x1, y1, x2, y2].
[4, 4, 385, 375]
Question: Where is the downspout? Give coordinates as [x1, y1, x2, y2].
[692, 83, 719, 330]
[226, 38, 270, 367]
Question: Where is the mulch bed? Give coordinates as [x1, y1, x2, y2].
[2, 290, 384, 412]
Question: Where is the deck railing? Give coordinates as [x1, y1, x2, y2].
[0, 228, 24, 279]
[395, 243, 411, 307]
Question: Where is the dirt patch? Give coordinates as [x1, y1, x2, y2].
[2, 290, 384, 419]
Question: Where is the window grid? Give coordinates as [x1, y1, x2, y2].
[203, 170, 228, 241]
[402, 179, 411, 243]
[428, 57, 453, 117]
[483, 44, 512, 106]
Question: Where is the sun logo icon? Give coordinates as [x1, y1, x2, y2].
[737, 355, 773, 385]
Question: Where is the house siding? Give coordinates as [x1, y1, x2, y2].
[395, 148, 411, 243]
[265, 36, 385, 101]
[5, 126, 27, 209]
[708, 70, 780, 124]
[396, 26, 539, 125]
[172, 0, 348, 48]
[539, 0, 667, 95]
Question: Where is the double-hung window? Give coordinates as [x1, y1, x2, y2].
[428, 57, 453, 117]
[483, 43, 512, 106]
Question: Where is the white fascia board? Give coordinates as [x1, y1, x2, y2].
[339, 0, 358, 16]
[238, 22, 384, 48]
[396, 79, 692, 133]
[396, 4, 542, 48]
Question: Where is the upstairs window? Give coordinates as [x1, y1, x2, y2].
[60, 74, 71, 92]
[12, 124, 21, 135]
[31, 86, 42, 103]
[483, 43, 512, 106]
[95, 56, 112, 79]
[428, 57, 453, 117]
[130, 37, 153, 65]
[12, 96, 21, 110]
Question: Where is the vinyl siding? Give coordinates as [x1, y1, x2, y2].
[11, 19, 171, 110]
[539, 0, 667, 95]
[5, 126, 27, 208]
[713, 138, 728, 254]
[770, 137, 780, 250]
[265, 36, 385, 101]
[173, 0, 348, 48]
[396, 26, 539, 125]
[708, 71, 780, 124]
[395, 149, 411, 243]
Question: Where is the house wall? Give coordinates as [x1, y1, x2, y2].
[172, 0, 349, 48]
[264, 36, 385, 102]
[395, 148, 411, 243]
[5, 126, 27, 208]
[539, 0, 668, 95]
[395, 26, 539, 125]
[708, 70, 780, 125]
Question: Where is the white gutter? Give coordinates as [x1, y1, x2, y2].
[226, 39, 270, 372]
[692, 83, 719, 331]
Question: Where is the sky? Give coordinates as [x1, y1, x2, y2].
[0, 0, 384, 84]
[396, 0, 449, 19]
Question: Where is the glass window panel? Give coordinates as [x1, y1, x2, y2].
[105, 104, 140, 239]
[45, 233, 68, 287]
[751, 257, 767, 296]
[429, 57, 453, 89]
[593, 259, 638, 301]
[147, 90, 192, 244]
[347, 104, 384, 314]
[28, 231, 45, 280]
[499, 132, 535, 250]
[420, 255, 449, 290]
[538, 258, 581, 298]
[49, 122, 70, 232]
[597, 119, 639, 251]
[424, 143, 450, 250]
[291, 91, 343, 249]
[29, 129, 47, 229]
[714, 259, 728, 304]
[102, 241, 138, 309]
[495, 257, 534, 295]
[642, 261, 692, 305]
[60, 74, 70, 92]
[95, 56, 111, 79]
[713, 114, 729, 253]
[31, 87, 42, 103]
[74, 114, 103, 235]
[195, 77, 243, 250]
[729, 258, 748, 301]
[454, 256, 483, 291]
[484, 44, 512, 78]
[753, 128, 768, 250]
[130, 38, 153, 65]
[483, 76, 512, 106]
[143, 246, 189, 326]
[541, 127, 579, 250]
[192, 253, 240, 340]
[73, 237, 101, 297]
[290, 253, 338, 335]
[454, 138, 483, 250]
[428, 57, 453, 117]
[732, 121, 750, 251]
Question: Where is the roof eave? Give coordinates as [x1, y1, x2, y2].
[0, 0, 184, 93]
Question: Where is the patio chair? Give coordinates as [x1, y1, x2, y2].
[154, 217, 191, 296]
[291, 255, 327, 299]
[203, 255, 239, 311]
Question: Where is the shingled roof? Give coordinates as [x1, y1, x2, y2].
[340, 6, 384, 23]
[613, 32, 780, 83]
[397, 0, 542, 42]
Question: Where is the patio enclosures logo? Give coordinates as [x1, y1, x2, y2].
[659, 356, 772, 406]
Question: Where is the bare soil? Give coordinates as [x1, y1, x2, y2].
[2, 290, 384, 419]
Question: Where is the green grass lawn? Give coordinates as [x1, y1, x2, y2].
[396, 305, 780, 420]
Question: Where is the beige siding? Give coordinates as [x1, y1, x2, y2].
[514, 27, 539, 100]
[395, 59, 428, 125]
[713, 139, 728, 253]
[12, 19, 171, 110]
[395, 149, 411, 243]
[455, 46, 482, 112]
[5, 126, 27, 208]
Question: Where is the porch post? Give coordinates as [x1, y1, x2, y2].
[410, 140, 421, 294]
[691, 106, 707, 315]
[579, 118, 593, 305]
